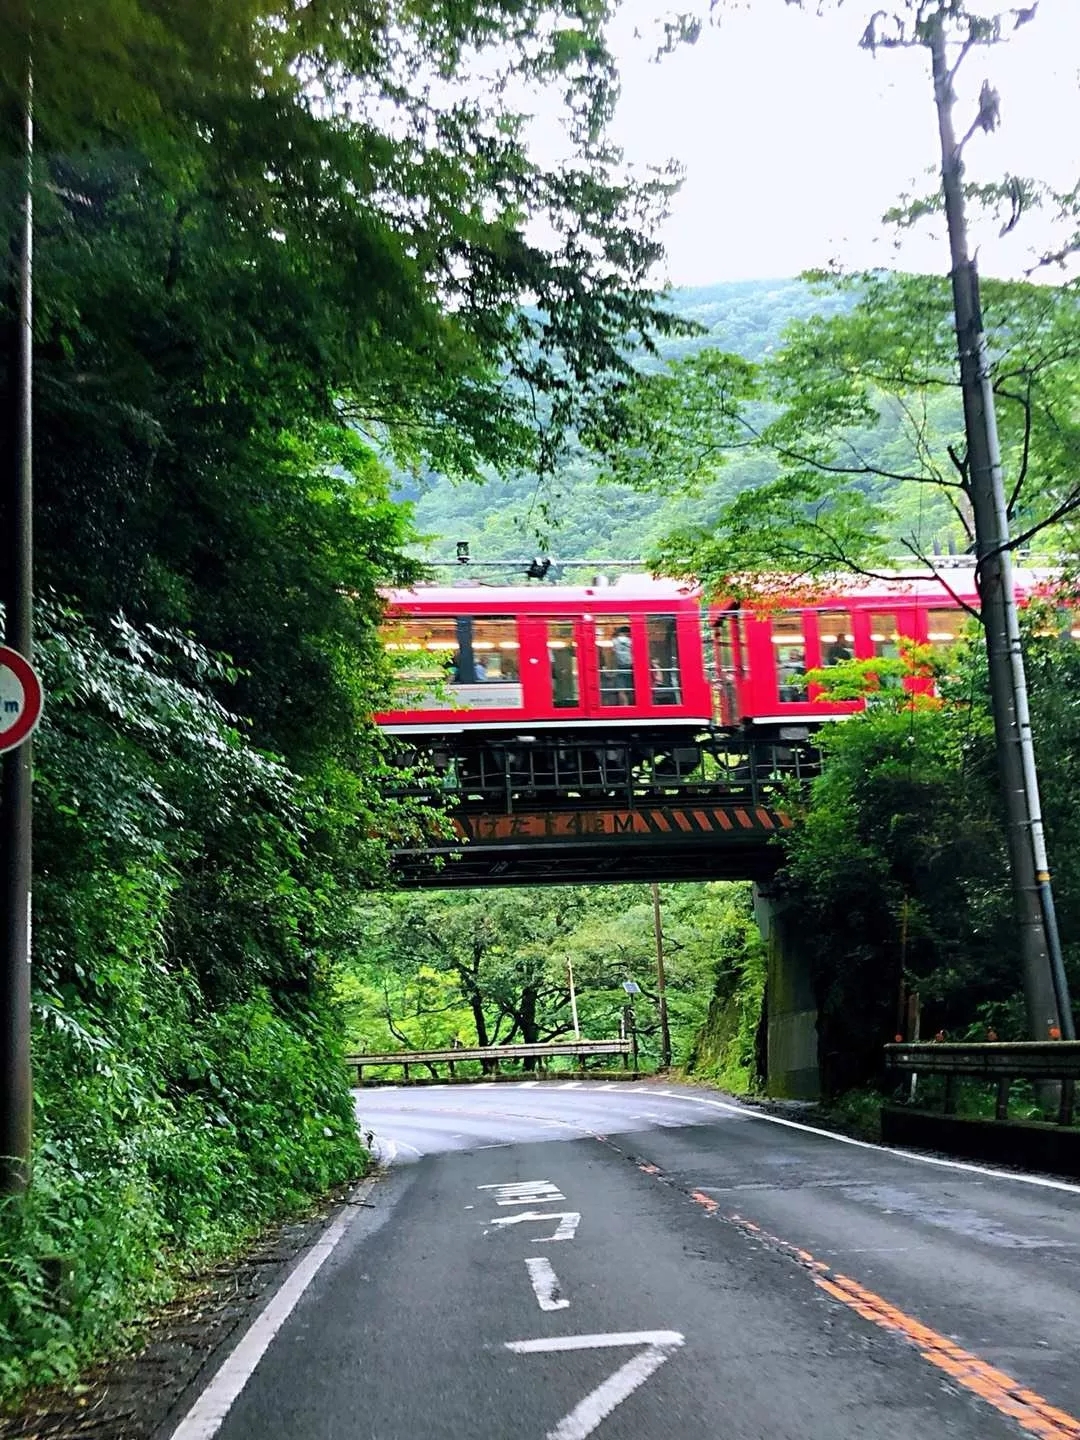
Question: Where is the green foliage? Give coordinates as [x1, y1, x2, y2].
[408, 280, 844, 566]
[682, 895, 765, 1093]
[603, 270, 1080, 595]
[773, 618, 1080, 1096]
[0, 611, 368, 1397]
[340, 882, 759, 1072]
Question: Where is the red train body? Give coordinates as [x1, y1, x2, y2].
[375, 571, 1050, 741]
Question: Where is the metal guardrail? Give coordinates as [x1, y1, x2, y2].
[884, 1041, 1080, 1126]
[347, 1038, 634, 1084]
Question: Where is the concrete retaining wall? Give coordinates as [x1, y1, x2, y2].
[881, 1106, 1080, 1178]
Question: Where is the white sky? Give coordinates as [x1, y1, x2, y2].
[583, 0, 1080, 284]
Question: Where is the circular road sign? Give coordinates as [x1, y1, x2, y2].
[0, 646, 44, 755]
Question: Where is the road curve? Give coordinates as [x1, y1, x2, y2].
[169, 1081, 1080, 1440]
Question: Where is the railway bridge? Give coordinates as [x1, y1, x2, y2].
[385, 733, 822, 1099]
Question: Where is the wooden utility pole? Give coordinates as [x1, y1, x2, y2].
[929, 18, 1074, 1041]
[651, 883, 672, 1069]
[0, 66, 34, 1193]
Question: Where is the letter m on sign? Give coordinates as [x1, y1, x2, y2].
[3, 700, 18, 715]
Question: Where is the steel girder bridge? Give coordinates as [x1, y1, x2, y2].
[384, 735, 818, 887]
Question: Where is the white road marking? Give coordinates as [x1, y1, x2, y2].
[490, 1210, 581, 1242]
[505, 1331, 684, 1440]
[651, 1091, 1080, 1195]
[525, 1256, 569, 1311]
[559, 1081, 582, 1089]
[479, 1181, 566, 1205]
[519, 1080, 539, 1088]
[166, 1182, 372, 1440]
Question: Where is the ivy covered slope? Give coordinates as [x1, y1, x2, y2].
[0, 0, 676, 1399]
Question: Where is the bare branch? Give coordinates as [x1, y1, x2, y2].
[899, 537, 982, 621]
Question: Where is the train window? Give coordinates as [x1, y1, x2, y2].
[548, 621, 580, 708]
[382, 615, 459, 676]
[595, 616, 636, 706]
[870, 612, 900, 659]
[470, 616, 520, 682]
[714, 618, 735, 673]
[926, 608, 966, 646]
[647, 616, 681, 705]
[772, 612, 807, 701]
[382, 615, 523, 708]
[818, 610, 854, 666]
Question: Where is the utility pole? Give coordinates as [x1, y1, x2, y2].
[929, 19, 1074, 1042]
[0, 63, 35, 1193]
[651, 883, 672, 1069]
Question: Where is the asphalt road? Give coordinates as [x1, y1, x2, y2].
[170, 1081, 1080, 1440]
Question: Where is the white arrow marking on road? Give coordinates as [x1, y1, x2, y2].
[489, 1210, 580, 1242]
[505, 1331, 684, 1440]
[525, 1257, 569, 1311]
[558, 1080, 582, 1089]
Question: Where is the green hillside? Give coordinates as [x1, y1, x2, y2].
[407, 279, 840, 570]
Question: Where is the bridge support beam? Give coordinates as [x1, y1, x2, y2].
[753, 885, 820, 1100]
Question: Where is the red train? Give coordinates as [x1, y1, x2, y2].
[375, 570, 1055, 744]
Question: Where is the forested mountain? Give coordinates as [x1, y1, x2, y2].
[408, 279, 846, 567]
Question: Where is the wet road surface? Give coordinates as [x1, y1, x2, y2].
[168, 1081, 1080, 1440]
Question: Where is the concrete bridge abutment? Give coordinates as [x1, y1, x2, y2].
[753, 884, 820, 1100]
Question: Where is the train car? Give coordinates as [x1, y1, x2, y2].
[710, 568, 1062, 737]
[709, 573, 979, 738]
[375, 578, 712, 740]
[376, 568, 1063, 749]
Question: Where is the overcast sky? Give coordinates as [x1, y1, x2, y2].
[581, 0, 1080, 285]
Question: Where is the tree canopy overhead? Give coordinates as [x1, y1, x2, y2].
[602, 270, 1080, 600]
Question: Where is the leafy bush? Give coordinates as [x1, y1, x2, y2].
[0, 610, 366, 1400]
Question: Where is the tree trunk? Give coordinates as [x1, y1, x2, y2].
[519, 987, 539, 1071]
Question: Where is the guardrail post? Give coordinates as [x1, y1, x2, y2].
[995, 1078, 1011, 1121]
[943, 1074, 957, 1115]
[403, 1063, 410, 1082]
[1059, 1079, 1075, 1128]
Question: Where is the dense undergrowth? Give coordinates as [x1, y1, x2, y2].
[0, 611, 372, 1399]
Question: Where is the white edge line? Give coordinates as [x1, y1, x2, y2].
[652, 1090, 1080, 1195]
[166, 1182, 372, 1440]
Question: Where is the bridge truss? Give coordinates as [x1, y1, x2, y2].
[385, 734, 819, 887]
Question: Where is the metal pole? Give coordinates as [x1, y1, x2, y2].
[0, 62, 34, 1194]
[567, 956, 580, 1041]
[929, 22, 1073, 1042]
[651, 882, 672, 1069]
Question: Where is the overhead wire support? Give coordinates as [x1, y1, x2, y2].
[929, 17, 1073, 1041]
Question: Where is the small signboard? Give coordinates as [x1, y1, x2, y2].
[0, 646, 43, 755]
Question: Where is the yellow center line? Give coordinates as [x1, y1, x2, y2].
[668, 1175, 1080, 1437]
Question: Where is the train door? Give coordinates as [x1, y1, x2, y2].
[543, 615, 589, 715]
[582, 613, 640, 712]
[712, 613, 741, 726]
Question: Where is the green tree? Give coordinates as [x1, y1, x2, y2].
[603, 271, 1080, 596]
